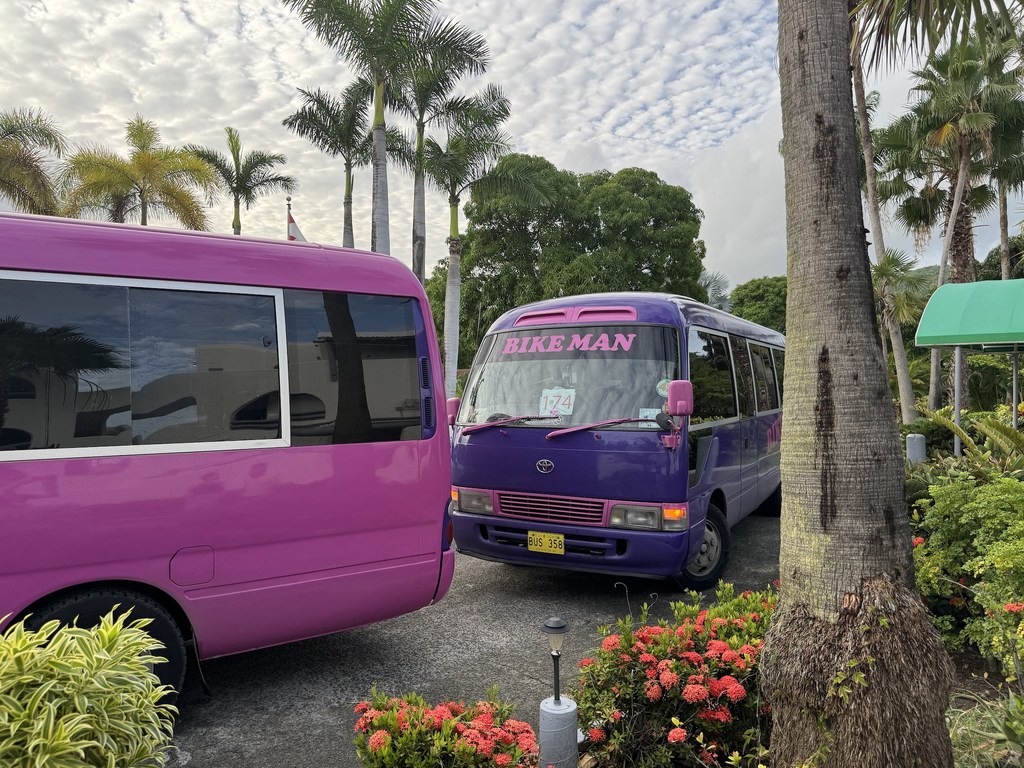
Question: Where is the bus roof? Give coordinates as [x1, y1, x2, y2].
[487, 291, 785, 347]
[0, 213, 424, 297]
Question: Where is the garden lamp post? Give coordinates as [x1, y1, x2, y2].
[542, 616, 569, 703]
[539, 616, 577, 768]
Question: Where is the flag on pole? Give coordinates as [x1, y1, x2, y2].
[287, 211, 307, 242]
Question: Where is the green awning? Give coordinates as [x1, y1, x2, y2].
[916, 279, 1024, 351]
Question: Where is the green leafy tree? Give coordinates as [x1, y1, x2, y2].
[0, 107, 66, 215]
[730, 275, 787, 333]
[62, 116, 217, 229]
[392, 15, 489, 282]
[763, 1, 955, 765]
[283, 0, 435, 254]
[186, 127, 296, 236]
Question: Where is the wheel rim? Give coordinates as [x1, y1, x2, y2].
[686, 520, 722, 577]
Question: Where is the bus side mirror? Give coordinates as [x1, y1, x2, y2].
[446, 397, 461, 427]
[666, 380, 693, 417]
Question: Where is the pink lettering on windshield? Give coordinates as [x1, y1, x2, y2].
[499, 332, 637, 355]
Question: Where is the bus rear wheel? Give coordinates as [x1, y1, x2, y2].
[24, 589, 187, 697]
[673, 503, 730, 591]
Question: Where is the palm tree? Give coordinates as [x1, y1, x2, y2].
[424, 86, 549, 395]
[185, 127, 296, 236]
[854, 0, 1021, 66]
[698, 268, 731, 311]
[0, 315, 123, 433]
[392, 16, 489, 282]
[0, 107, 67, 215]
[283, 0, 435, 255]
[283, 85, 373, 248]
[875, 36, 1019, 407]
[764, 1, 954, 764]
[62, 116, 217, 230]
[871, 250, 931, 401]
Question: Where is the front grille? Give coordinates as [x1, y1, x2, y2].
[496, 493, 604, 526]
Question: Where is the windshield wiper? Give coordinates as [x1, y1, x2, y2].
[461, 415, 562, 435]
[545, 417, 670, 440]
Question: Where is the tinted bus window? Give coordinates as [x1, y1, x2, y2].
[749, 343, 780, 412]
[687, 329, 737, 423]
[729, 335, 755, 418]
[0, 278, 279, 450]
[284, 290, 421, 444]
[130, 288, 280, 445]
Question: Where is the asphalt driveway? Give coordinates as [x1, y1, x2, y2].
[168, 514, 780, 768]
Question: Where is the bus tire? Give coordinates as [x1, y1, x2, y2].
[24, 589, 187, 697]
[674, 503, 730, 591]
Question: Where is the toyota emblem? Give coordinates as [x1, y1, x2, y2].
[536, 459, 555, 474]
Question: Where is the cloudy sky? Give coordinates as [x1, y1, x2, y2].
[3, 0, 1012, 292]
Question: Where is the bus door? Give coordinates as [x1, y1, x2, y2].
[728, 335, 760, 519]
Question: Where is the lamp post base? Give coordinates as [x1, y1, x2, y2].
[539, 695, 578, 768]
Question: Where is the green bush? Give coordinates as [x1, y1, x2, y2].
[573, 583, 774, 768]
[913, 477, 1024, 679]
[352, 688, 538, 767]
[0, 610, 176, 767]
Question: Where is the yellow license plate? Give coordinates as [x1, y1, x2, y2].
[527, 531, 564, 555]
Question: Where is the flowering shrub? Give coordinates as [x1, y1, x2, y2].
[912, 476, 1024, 679]
[573, 583, 775, 767]
[352, 687, 539, 768]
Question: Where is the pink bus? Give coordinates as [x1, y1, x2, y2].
[0, 214, 454, 692]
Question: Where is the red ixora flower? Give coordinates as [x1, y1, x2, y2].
[912, 536, 925, 548]
[579, 658, 595, 668]
[368, 730, 391, 752]
[1006, 603, 1024, 613]
[645, 682, 663, 701]
[588, 727, 607, 743]
[602, 634, 622, 651]
[667, 727, 688, 743]
[683, 684, 709, 703]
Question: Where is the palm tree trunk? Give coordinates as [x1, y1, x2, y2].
[853, 32, 916, 424]
[999, 178, 1011, 280]
[928, 149, 971, 410]
[765, 3, 954, 765]
[412, 124, 427, 284]
[369, 82, 390, 255]
[232, 196, 242, 236]
[412, 171, 427, 284]
[140, 194, 148, 226]
[343, 161, 355, 249]
[443, 198, 462, 397]
[324, 292, 373, 443]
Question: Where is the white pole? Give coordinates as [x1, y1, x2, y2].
[954, 346, 962, 457]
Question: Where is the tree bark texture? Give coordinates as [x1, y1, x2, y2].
[343, 162, 355, 249]
[370, 123, 390, 255]
[443, 225, 462, 398]
[412, 171, 427, 283]
[766, 3, 954, 766]
[1000, 179, 1011, 280]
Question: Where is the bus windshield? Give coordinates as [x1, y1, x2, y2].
[458, 325, 679, 429]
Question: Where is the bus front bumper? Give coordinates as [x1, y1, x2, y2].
[451, 511, 691, 579]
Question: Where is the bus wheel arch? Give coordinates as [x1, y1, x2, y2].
[674, 498, 730, 591]
[18, 581, 191, 695]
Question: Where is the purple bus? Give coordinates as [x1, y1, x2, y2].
[447, 292, 784, 590]
[0, 214, 454, 692]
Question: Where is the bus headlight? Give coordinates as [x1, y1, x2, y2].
[610, 504, 661, 530]
[458, 489, 494, 514]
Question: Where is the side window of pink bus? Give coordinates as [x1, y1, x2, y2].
[0, 277, 279, 452]
[283, 290, 425, 444]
